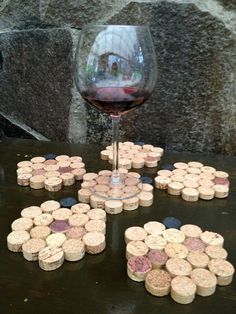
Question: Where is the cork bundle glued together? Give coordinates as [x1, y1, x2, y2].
[125, 221, 234, 304]
[16, 154, 86, 191]
[7, 199, 107, 271]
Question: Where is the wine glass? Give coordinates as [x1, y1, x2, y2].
[74, 25, 157, 200]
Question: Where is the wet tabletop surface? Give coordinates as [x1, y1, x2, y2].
[0, 138, 235, 314]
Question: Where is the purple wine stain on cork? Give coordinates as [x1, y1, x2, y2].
[148, 249, 168, 266]
[59, 167, 72, 174]
[50, 220, 70, 233]
[128, 256, 152, 272]
[213, 178, 230, 186]
[183, 238, 206, 252]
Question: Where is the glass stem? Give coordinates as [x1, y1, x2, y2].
[111, 114, 120, 184]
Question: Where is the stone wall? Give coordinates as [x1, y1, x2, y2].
[0, 0, 236, 154]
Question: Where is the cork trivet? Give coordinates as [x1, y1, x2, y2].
[200, 231, 224, 247]
[157, 170, 172, 177]
[41, 200, 60, 213]
[154, 176, 171, 189]
[70, 162, 85, 169]
[71, 203, 90, 214]
[66, 226, 87, 239]
[198, 186, 215, 200]
[145, 269, 172, 296]
[171, 276, 196, 304]
[30, 175, 46, 189]
[145, 235, 167, 250]
[183, 238, 206, 253]
[98, 170, 112, 176]
[142, 183, 153, 193]
[166, 258, 192, 277]
[46, 233, 66, 247]
[125, 226, 147, 244]
[30, 226, 51, 240]
[21, 206, 42, 219]
[144, 156, 158, 168]
[213, 184, 229, 198]
[147, 249, 169, 268]
[78, 189, 92, 203]
[122, 197, 139, 211]
[44, 177, 62, 192]
[162, 229, 185, 244]
[22, 238, 46, 261]
[167, 182, 184, 196]
[101, 150, 111, 160]
[205, 245, 228, 260]
[70, 156, 82, 163]
[7, 230, 30, 252]
[87, 208, 106, 222]
[127, 256, 152, 282]
[181, 188, 199, 202]
[188, 161, 203, 168]
[68, 214, 89, 227]
[184, 173, 200, 182]
[170, 175, 185, 183]
[105, 200, 123, 214]
[187, 251, 209, 268]
[17, 173, 33, 186]
[60, 173, 75, 186]
[183, 180, 199, 189]
[44, 164, 60, 172]
[72, 168, 86, 180]
[11, 217, 33, 232]
[17, 161, 33, 168]
[62, 238, 85, 262]
[90, 195, 106, 209]
[208, 259, 235, 286]
[34, 213, 53, 226]
[173, 162, 188, 170]
[85, 219, 106, 234]
[126, 240, 149, 259]
[31, 163, 45, 170]
[164, 243, 188, 259]
[17, 166, 33, 175]
[172, 169, 187, 176]
[83, 231, 106, 254]
[144, 221, 165, 236]
[201, 166, 216, 174]
[38, 246, 64, 271]
[180, 224, 202, 238]
[55, 155, 70, 162]
[186, 167, 201, 175]
[83, 172, 98, 181]
[190, 268, 217, 296]
[44, 171, 60, 178]
[214, 171, 229, 179]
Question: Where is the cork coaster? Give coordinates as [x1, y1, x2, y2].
[7, 199, 107, 271]
[16, 154, 86, 191]
[155, 160, 230, 202]
[125, 220, 234, 303]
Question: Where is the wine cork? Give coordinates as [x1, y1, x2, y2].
[127, 256, 152, 282]
[188, 161, 203, 168]
[119, 158, 132, 169]
[16, 167, 32, 175]
[55, 155, 70, 162]
[186, 167, 201, 175]
[154, 176, 171, 189]
[71, 203, 90, 214]
[94, 184, 110, 193]
[172, 169, 187, 176]
[145, 235, 167, 251]
[200, 172, 215, 180]
[190, 268, 217, 296]
[208, 259, 235, 286]
[98, 170, 112, 176]
[200, 231, 224, 247]
[83, 231, 106, 254]
[7, 230, 30, 252]
[213, 184, 229, 198]
[124, 177, 139, 186]
[72, 168, 86, 180]
[38, 246, 64, 271]
[32, 169, 46, 176]
[44, 159, 57, 165]
[205, 245, 228, 260]
[69, 156, 82, 163]
[40, 200, 60, 214]
[52, 208, 72, 221]
[44, 164, 60, 172]
[180, 224, 202, 238]
[81, 180, 96, 189]
[17, 161, 33, 168]
[101, 150, 111, 160]
[166, 258, 192, 277]
[144, 156, 158, 168]
[95, 176, 110, 185]
[22, 238, 46, 261]
[87, 208, 106, 222]
[131, 157, 145, 168]
[31, 163, 45, 170]
[90, 195, 106, 209]
[183, 238, 206, 253]
[162, 229, 185, 243]
[105, 200, 123, 214]
[142, 183, 153, 193]
[126, 240, 149, 259]
[11, 217, 33, 232]
[138, 192, 153, 207]
[136, 152, 148, 159]
[157, 170, 172, 177]
[214, 171, 229, 179]
[46, 233, 66, 247]
[60, 173, 75, 186]
[213, 177, 230, 186]
[62, 238, 85, 262]
[85, 219, 106, 235]
[198, 186, 215, 200]
[174, 162, 188, 170]
[170, 175, 185, 183]
[66, 226, 87, 239]
[125, 226, 147, 244]
[145, 269, 172, 297]
[44, 171, 60, 178]
[171, 276, 197, 304]
[199, 179, 214, 188]
[183, 180, 199, 189]
[181, 188, 199, 202]
[68, 214, 89, 227]
[167, 182, 184, 196]
[122, 197, 139, 211]
[201, 166, 216, 174]
[123, 185, 140, 195]
[30, 175, 46, 189]
[151, 147, 164, 156]
[30, 156, 45, 164]
[44, 177, 62, 192]
[30, 226, 51, 240]
[164, 243, 188, 259]
[148, 152, 161, 160]
[34, 213, 53, 226]
[184, 173, 200, 182]
[21, 206, 42, 218]
[17, 173, 33, 186]
[142, 144, 153, 150]
[144, 221, 165, 236]
[78, 189, 92, 203]
[187, 251, 210, 268]
[70, 162, 85, 169]
[147, 249, 168, 268]
[83, 173, 98, 181]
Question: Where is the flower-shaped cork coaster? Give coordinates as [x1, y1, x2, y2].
[16, 154, 86, 191]
[77, 170, 154, 213]
[7, 197, 106, 271]
[154, 161, 230, 202]
[101, 142, 164, 169]
[125, 220, 235, 304]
